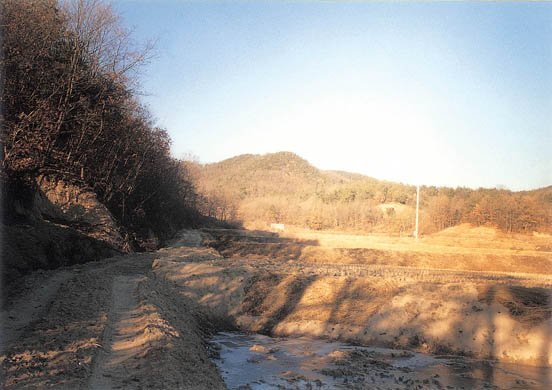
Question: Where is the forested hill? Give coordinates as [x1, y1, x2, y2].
[199, 152, 412, 201]
[200, 152, 327, 199]
[1, 0, 211, 246]
[1, 0, 217, 285]
[193, 152, 552, 234]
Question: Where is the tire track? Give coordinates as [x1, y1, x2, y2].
[88, 274, 144, 390]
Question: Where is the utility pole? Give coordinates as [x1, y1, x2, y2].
[415, 185, 420, 241]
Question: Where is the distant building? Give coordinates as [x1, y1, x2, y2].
[270, 223, 285, 232]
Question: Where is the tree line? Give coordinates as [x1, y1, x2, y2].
[192, 153, 551, 235]
[1, 0, 206, 248]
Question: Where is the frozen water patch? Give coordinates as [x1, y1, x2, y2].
[212, 332, 341, 389]
[211, 332, 551, 390]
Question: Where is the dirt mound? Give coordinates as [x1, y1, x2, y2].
[478, 285, 551, 324]
[434, 223, 499, 239]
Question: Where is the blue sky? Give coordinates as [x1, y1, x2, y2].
[112, 1, 551, 191]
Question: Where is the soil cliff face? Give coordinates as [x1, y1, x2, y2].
[33, 175, 128, 252]
[1, 175, 128, 293]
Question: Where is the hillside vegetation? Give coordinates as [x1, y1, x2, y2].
[0, 0, 215, 284]
[192, 152, 552, 235]
[1, 0, 208, 241]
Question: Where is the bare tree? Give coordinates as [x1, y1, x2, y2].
[61, 0, 155, 88]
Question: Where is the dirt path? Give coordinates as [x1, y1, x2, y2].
[88, 274, 144, 389]
[1, 231, 225, 390]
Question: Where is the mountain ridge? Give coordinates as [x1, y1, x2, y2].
[193, 152, 551, 234]
[204, 151, 550, 193]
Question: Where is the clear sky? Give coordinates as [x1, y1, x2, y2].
[112, 1, 551, 191]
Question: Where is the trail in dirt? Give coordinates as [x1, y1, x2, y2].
[1, 262, 114, 389]
[88, 274, 144, 390]
[1, 231, 225, 390]
[0, 269, 74, 353]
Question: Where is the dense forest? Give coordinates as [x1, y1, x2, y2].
[1, 0, 207, 249]
[191, 152, 552, 235]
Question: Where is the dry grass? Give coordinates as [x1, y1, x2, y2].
[204, 225, 552, 277]
[281, 224, 552, 254]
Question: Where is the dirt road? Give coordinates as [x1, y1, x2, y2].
[2, 228, 551, 389]
[0, 232, 225, 390]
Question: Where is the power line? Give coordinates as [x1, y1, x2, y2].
[415, 184, 420, 241]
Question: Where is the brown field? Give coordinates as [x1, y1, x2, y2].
[157, 226, 552, 368]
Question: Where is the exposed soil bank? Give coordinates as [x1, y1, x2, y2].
[154, 230, 552, 368]
[1, 221, 120, 295]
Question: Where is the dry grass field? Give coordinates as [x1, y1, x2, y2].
[282, 224, 552, 258]
[207, 224, 552, 276]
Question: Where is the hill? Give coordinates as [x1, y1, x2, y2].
[192, 152, 551, 235]
[199, 152, 328, 200]
[198, 152, 414, 204]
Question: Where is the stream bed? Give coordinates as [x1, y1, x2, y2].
[211, 332, 551, 390]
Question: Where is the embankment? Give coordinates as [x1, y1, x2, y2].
[153, 231, 552, 368]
